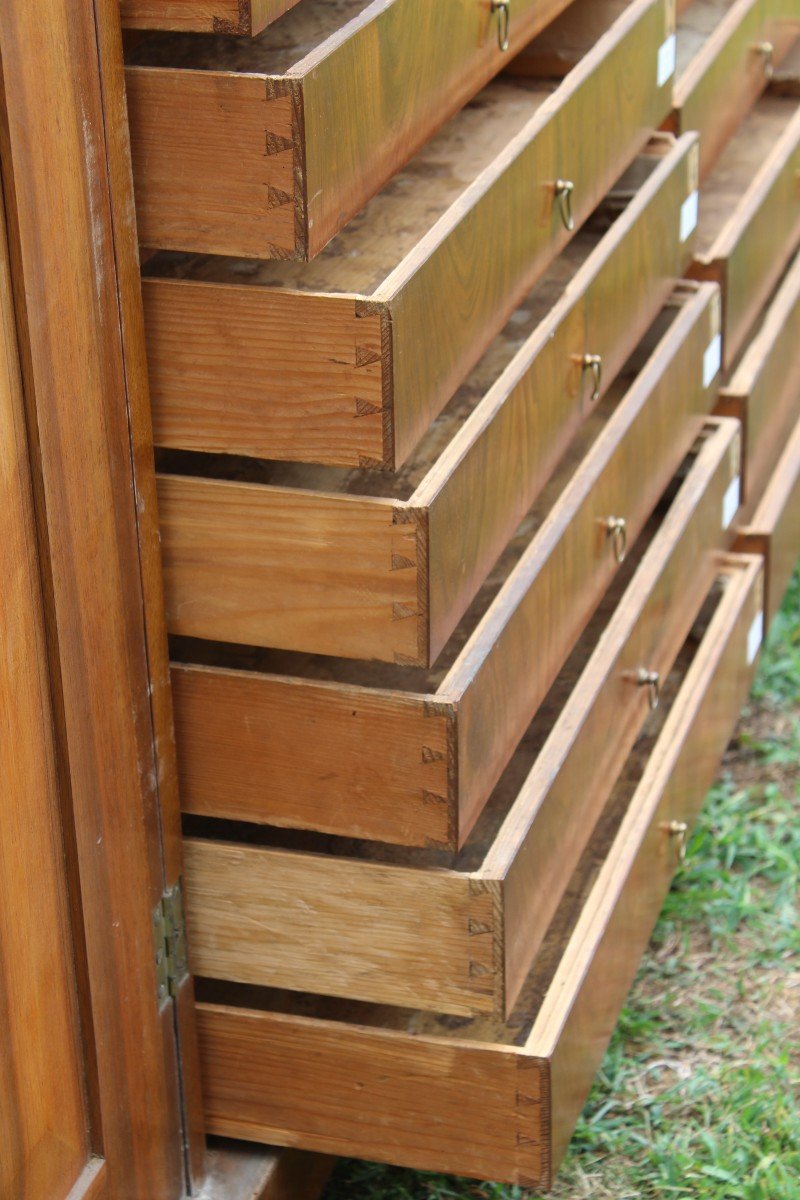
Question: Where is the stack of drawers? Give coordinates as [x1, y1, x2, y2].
[122, 0, 800, 1190]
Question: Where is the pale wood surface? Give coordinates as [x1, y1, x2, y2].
[158, 138, 698, 665]
[172, 287, 720, 861]
[530, 556, 763, 1172]
[736, 410, 800, 621]
[691, 92, 800, 365]
[672, 0, 799, 178]
[719, 248, 800, 501]
[450, 285, 719, 836]
[144, 0, 672, 468]
[121, 0, 303, 35]
[494, 418, 742, 1010]
[193, 558, 762, 1184]
[181, 291, 724, 1016]
[126, 0, 575, 257]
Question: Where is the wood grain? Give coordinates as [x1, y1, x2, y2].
[0, 0, 191, 1192]
[530, 555, 763, 1176]
[735, 410, 800, 622]
[172, 284, 721, 857]
[143, 0, 672, 468]
[494, 417, 742, 1012]
[691, 93, 800, 366]
[126, 0, 575, 257]
[0, 174, 91, 1200]
[159, 137, 698, 665]
[718, 247, 800, 502]
[194, 558, 762, 1183]
[671, 0, 799, 179]
[450, 284, 720, 837]
[121, 0, 303, 35]
[181, 295, 725, 1017]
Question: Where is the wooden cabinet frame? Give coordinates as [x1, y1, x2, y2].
[0, 4, 331, 1198]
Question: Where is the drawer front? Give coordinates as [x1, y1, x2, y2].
[497, 418, 742, 1012]
[674, 0, 796, 178]
[390, 0, 675, 463]
[453, 283, 721, 836]
[533, 556, 765, 1180]
[120, 0, 301, 35]
[718, 249, 800, 501]
[736, 409, 800, 622]
[125, 0, 576, 258]
[193, 559, 763, 1185]
[424, 134, 700, 662]
[180, 299, 724, 1019]
[695, 102, 800, 365]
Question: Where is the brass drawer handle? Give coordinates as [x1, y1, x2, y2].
[635, 667, 661, 711]
[491, 0, 511, 52]
[605, 515, 627, 563]
[582, 353, 603, 402]
[752, 40, 774, 80]
[662, 819, 689, 862]
[554, 179, 575, 231]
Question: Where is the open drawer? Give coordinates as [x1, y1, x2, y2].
[158, 137, 700, 668]
[181, 418, 743, 1017]
[140, 0, 675, 468]
[735, 408, 800, 622]
[124, 0, 581, 257]
[192, 554, 764, 1187]
[121, 0, 302, 35]
[669, 0, 799, 178]
[717, 249, 800, 503]
[120, 0, 304, 34]
[169, 282, 721, 854]
[689, 83, 800, 366]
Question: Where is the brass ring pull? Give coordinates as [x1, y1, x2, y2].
[605, 516, 627, 564]
[554, 179, 575, 231]
[491, 0, 511, 52]
[636, 667, 661, 711]
[582, 353, 603, 402]
[663, 819, 689, 862]
[752, 40, 774, 80]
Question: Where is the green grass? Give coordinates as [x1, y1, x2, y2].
[323, 566, 800, 1200]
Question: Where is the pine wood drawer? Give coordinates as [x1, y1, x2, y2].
[141, 0, 676, 469]
[690, 88, 800, 366]
[181, 418, 742, 1018]
[718, 249, 800, 502]
[159, 137, 700, 673]
[121, 0, 302, 35]
[124, 0, 579, 258]
[192, 554, 764, 1186]
[170, 284, 721, 855]
[670, 0, 799, 178]
[735, 409, 800, 622]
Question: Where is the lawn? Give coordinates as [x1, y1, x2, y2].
[323, 564, 800, 1200]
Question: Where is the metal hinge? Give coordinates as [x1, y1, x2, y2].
[153, 879, 189, 1005]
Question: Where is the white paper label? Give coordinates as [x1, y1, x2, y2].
[657, 34, 677, 86]
[747, 611, 764, 664]
[680, 191, 699, 242]
[722, 475, 741, 529]
[703, 334, 722, 388]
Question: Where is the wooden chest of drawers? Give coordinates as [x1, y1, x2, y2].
[118, 0, 800, 1193]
